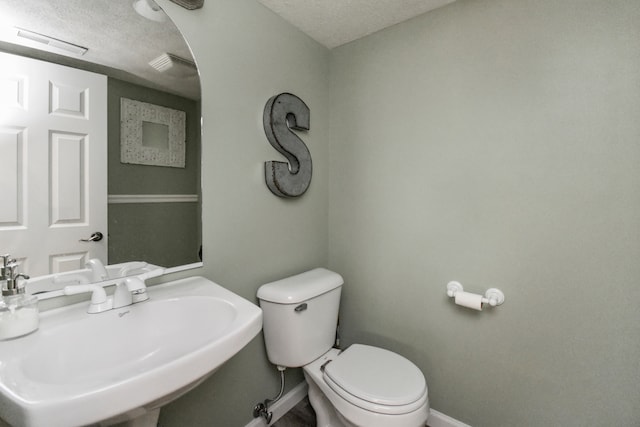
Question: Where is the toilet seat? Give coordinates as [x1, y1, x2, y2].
[323, 344, 427, 415]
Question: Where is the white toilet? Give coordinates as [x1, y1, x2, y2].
[257, 268, 429, 427]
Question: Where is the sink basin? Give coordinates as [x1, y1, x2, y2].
[0, 276, 262, 427]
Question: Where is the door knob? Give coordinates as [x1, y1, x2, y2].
[80, 232, 103, 242]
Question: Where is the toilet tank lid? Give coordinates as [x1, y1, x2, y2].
[257, 268, 343, 304]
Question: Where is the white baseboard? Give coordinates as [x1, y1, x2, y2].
[245, 381, 308, 427]
[428, 408, 472, 427]
[244, 382, 471, 427]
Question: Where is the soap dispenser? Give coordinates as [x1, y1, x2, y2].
[0, 259, 39, 340]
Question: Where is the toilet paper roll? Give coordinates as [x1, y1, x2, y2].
[454, 291, 484, 311]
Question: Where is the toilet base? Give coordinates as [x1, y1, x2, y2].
[306, 374, 347, 427]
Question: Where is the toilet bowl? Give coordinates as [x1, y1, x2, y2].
[257, 268, 429, 427]
[304, 346, 429, 427]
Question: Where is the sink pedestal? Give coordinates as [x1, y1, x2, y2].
[98, 408, 160, 427]
[127, 409, 160, 427]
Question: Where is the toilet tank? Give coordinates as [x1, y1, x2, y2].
[257, 268, 343, 368]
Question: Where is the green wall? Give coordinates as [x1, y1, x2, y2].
[158, 0, 330, 426]
[328, 0, 640, 426]
[107, 78, 201, 267]
[159, 0, 639, 426]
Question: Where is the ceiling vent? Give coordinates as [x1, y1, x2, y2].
[149, 53, 197, 78]
[15, 28, 88, 56]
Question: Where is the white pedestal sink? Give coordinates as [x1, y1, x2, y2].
[0, 276, 262, 427]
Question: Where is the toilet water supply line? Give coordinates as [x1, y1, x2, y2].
[446, 281, 505, 311]
[253, 320, 341, 424]
[253, 366, 286, 424]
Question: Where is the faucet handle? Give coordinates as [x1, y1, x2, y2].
[112, 282, 133, 309]
[63, 284, 112, 314]
[124, 277, 149, 303]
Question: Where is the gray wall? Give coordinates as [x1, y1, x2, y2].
[107, 78, 201, 267]
[329, 0, 640, 426]
[158, 0, 330, 426]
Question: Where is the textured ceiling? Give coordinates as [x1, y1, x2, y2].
[0, 0, 200, 100]
[257, 0, 456, 49]
[0, 0, 457, 100]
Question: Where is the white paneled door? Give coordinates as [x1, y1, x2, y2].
[0, 51, 107, 276]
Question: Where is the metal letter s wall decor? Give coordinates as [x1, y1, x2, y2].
[263, 93, 312, 198]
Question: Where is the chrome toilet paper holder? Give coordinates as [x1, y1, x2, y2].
[446, 281, 505, 307]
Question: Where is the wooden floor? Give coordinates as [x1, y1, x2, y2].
[272, 396, 432, 427]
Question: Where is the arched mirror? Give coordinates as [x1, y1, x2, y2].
[0, 0, 202, 277]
